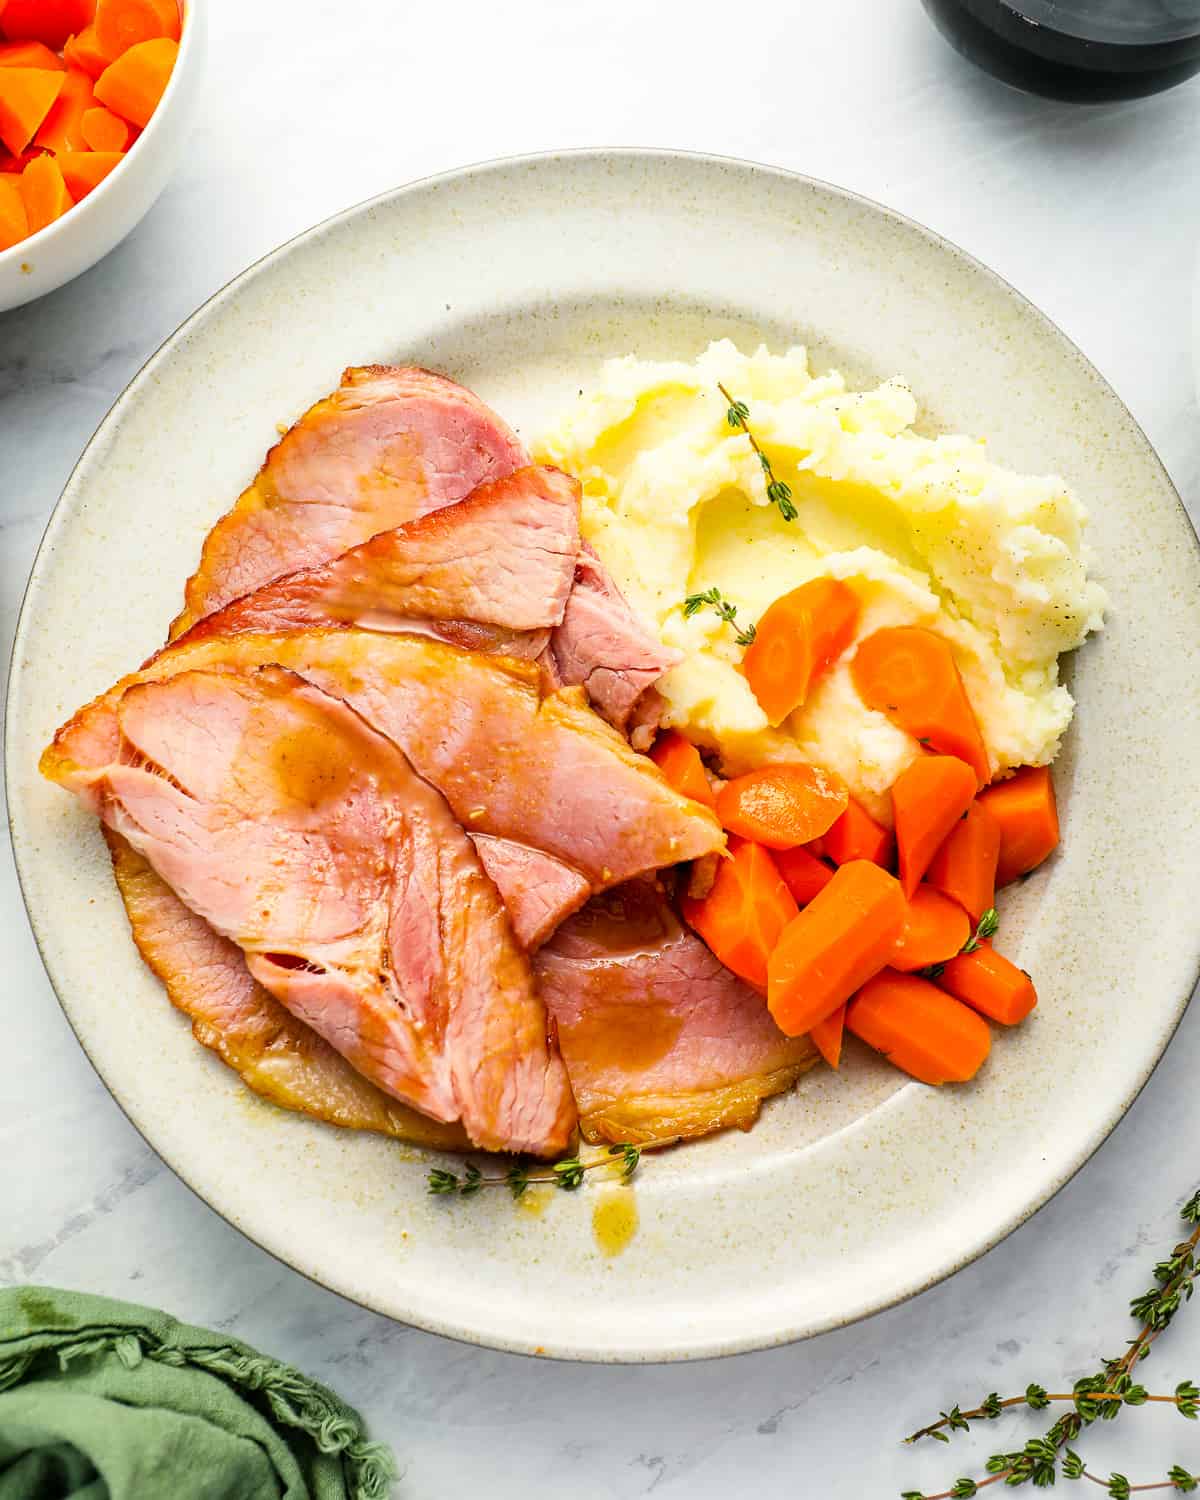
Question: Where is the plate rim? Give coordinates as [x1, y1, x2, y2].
[7, 146, 1199, 1362]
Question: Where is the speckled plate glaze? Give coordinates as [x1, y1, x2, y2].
[8, 151, 1200, 1362]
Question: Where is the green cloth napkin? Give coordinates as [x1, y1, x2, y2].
[0, 1287, 395, 1500]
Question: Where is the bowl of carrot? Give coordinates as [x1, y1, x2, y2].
[0, 0, 203, 310]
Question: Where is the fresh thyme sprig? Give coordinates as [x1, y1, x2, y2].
[428, 1140, 669, 1202]
[919, 907, 999, 981]
[683, 586, 757, 646]
[902, 1188, 1200, 1499]
[717, 381, 798, 521]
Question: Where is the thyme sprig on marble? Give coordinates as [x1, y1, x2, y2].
[428, 1140, 663, 1201]
[919, 907, 999, 981]
[902, 1188, 1200, 1499]
[717, 381, 798, 521]
[682, 586, 757, 646]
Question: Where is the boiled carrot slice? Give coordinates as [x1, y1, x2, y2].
[0, 173, 28, 249]
[852, 626, 989, 785]
[820, 796, 894, 867]
[773, 844, 835, 907]
[716, 762, 848, 850]
[742, 577, 860, 725]
[56, 148, 122, 197]
[938, 942, 1037, 1025]
[0, 67, 65, 155]
[33, 65, 95, 152]
[63, 26, 111, 79]
[93, 35, 174, 127]
[810, 1004, 846, 1070]
[924, 799, 1000, 921]
[978, 765, 1060, 886]
[0, 41, 67, 70]
[767, 859, 907, 1035]
[94, 0, 180, 60]
[892, 754, 977, 898]
[0, 0, 92, 51]
[80, 102, 129, 150]
[846, 969, 992, 1084]
[18, 151, 72, 232]
[889, 885, 971, 972]
[649, 730, 716, 810]
[681, 839, 797, 994]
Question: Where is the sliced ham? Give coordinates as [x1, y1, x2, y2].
[536, 883, 815, 1144]
[178, 466, 580, 660]
[105, 829, 468, 1147]
[170, 365, 527, 638]
[469, 835, 592, 950]
[548, 543, 681, 746]
[44, 631, 725, 920]
[93, 666, 574, 1156]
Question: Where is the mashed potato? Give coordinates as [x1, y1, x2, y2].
[535, 341, 1107, 824]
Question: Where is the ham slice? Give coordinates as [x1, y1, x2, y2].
[45, 631, 724, 908]
[170, 365, 527, 638]
[536, 883, 815, 1144]
[178, 465, 580, 660]
[105, 829, 469, 1148]
[94, 666, 574, 1155]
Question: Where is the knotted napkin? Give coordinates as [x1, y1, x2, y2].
[0, 1287, 395, 1499]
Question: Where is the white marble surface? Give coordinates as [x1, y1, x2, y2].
[3, 1, 1200, 1494]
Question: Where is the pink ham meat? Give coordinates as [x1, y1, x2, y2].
[548, 543, 680, 746]
[170, 365, 527, 638]
[94, 666, 574, 1156]
[536, 883, 815, 1144]
[105, 830, 469, 1148]
[45, 631, 724, 911]
[178, 466, 580, 661]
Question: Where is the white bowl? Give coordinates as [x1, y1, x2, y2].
[0, 0, 205, 312]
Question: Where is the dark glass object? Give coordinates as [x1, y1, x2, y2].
[922, 0, 1200, 99]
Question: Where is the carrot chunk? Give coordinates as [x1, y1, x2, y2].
[810, 1004, 846, 1070]
[716, 762, 848, 850]
[925, 799, 1001, 922]
[33, 64, 94, 152]
[767, 860, 907, 1036]
[0, 0, 92, 51]
[773, 844, 835, 907]
[18, 150, 71, 231]
[56, 147, 122, 197]
[847, 969, 991, 1084]
[892, 754, 978, 898]
[937, 942, 1037, 1025]
[851, 626, 990, 785]
[93, 34, 173, 126]
[0, 40, 67, 69]
[93, 0, 179, 60]
[63, 25, 110, 78]
[649, 729, 715, 810]
[978, 765, 1060, 886]
[742, 577, 860, 725]
[0, 67, 65, 155]
[0, 172, 28, 248]
[889, 885, 971, 972]
[681, 839, 797, 993]
[821, 796, 894, 867]
[79, 101, 127, 149]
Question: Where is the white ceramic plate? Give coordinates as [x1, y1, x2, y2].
[9, 151, 1200, 1362]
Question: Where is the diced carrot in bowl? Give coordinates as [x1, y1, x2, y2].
[716, 762, 848, 850]
[33, 64, 94, 152]
[63, 25, 111, 79]
[0, 67, 65, 155]
[773, 844, 835, 906]
[80, 101, 127, 149]
[892, 754, 977, 897]
[93, 0, 180, 59]
[649, 729, 715, 809]
[0, 0, 93, 51]
[56, 147, 122, 197]
[18, 150, 72, 231]
[820, 795, 893, 867]
[0, 173, 28, 248]
[742, 577, 860, 725]
[937, 942, 1037, 1025]
[767, 859, 907, 1036]
[925, 799, 1000, 922]
[93, 34, 175, 127]
[978, 764, 1059, 886]
[846, 969, 992, 1084]
[889, 885, 971, 972]
[0, 40, 67, 70]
